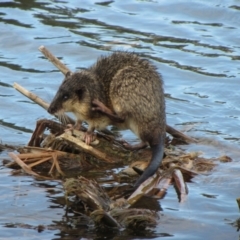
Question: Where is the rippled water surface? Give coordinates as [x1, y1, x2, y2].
[1, 0, 240, 239]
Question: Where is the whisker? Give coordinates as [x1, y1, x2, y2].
[59, 112, 65, 125]
[62, 113, 68, 126]
[58, 110, 72, 126]
[54, 111, 62, 125]
[57, 112, 62, 124]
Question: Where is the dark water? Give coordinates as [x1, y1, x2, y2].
[0, 0, 240, 239]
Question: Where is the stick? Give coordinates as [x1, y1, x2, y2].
[13, 82, 75, 125]
[50, 151, 64, 176]
[61, 133, 115, 163]
[166, 124, 197, 143]
[38, 45, 71, 75]
[8, 152, 41, 177]
[28, 157, 52, 167]
[16, 151, 66, 160]
[13, 82, 49, 110]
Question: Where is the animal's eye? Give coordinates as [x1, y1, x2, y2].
[63, 94, 69, 101]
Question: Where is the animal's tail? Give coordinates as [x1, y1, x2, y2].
[133, 134, 165, 189]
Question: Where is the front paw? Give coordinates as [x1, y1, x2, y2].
[84, 131, 96, 145]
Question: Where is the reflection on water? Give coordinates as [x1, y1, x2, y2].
[0, 0, 240, 239]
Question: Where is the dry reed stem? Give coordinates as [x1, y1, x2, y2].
[8, 152, 41, 177]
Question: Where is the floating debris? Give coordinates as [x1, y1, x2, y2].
[2, 45, 233, 232]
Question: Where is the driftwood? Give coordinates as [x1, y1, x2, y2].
[166, 124, 197, 143]
[61, 133, 116, 163]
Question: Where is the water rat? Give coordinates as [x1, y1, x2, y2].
[48, 52, 166, 189]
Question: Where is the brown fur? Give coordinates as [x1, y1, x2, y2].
[48, 52, 166, 189]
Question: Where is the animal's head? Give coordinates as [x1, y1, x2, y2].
[48, 71, 98, 121]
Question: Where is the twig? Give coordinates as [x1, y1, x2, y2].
[38, 45, 71, 75]
[50, 151, 64, 176]
[8, 152, 41, 177]
[166, 124, 197, 143]
[13, 82, 75, 125]
[28, 157, 52, 168]
[13, 82, 49, 110]
[17, 149, 75, 160]
[61, 133, 115, 163]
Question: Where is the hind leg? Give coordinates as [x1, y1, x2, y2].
[121, 140, 148, 150]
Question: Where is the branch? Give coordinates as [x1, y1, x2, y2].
[61, 133, 116, 163]
[166, 124, 197, 143]
[8, 152, 41, 177]
[38, 45, 71, 75]
[13, 82, 75, 125]
[13, 82, 49, 110]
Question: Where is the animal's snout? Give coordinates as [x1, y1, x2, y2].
[48, 104, 56, 114]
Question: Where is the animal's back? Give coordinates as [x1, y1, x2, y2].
[92, 52, 165, 145]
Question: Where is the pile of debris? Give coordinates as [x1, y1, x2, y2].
[3, 46, 231, 230]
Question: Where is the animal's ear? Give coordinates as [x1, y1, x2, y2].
[65, 71, 72, 78]
[75, 87, 85, 100]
